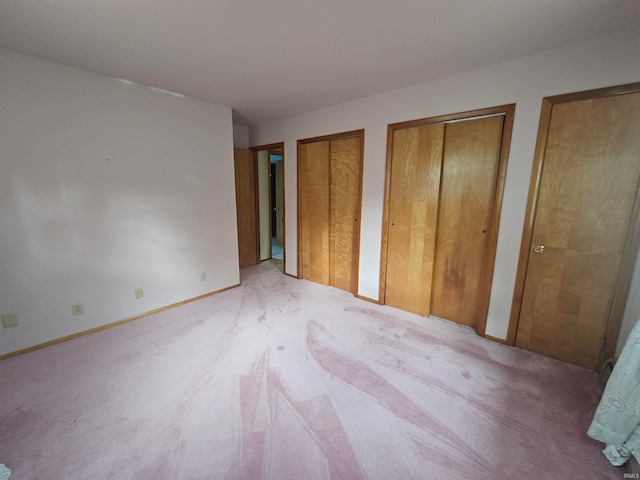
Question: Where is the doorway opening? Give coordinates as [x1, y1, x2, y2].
[253, 143, 285, 273]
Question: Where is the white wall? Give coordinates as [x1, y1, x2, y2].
[250, 29, 640, 349]
[233, 124, 250, 148]
[0, 48, 239, 356]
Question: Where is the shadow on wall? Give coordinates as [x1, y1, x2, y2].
[5, 171, 209, 305]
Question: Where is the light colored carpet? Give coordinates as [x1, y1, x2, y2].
[0, 265, 620, 479]
[261, 258, 283, 272]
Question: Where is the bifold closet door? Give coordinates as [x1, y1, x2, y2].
[233, 148, 258, 269]
[430, 116, 504, 327]
[299, 141, 330, 285]
[385, 124, 444, 316]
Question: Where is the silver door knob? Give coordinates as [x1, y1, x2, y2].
[534, 245, 545, 254]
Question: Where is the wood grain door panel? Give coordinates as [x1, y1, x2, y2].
[516, 93, 640, 369]
[431, 116, 504, 327]
[234, 148, 258, 269]
[329, 137, 361, 293]
[299, 141, 330, 285]
[385, 124, 444, 316]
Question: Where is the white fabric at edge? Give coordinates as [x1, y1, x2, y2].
[588, 319, 640, 466]
[0, 463, 11, 480]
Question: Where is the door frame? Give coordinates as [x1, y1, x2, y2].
[251, 142, 285, 270]
[379, 105, 515, 336]
[506, 82, 640, 365]
[297, 129, 365, 289]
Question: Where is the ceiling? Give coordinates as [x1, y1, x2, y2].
[1, 1, 639, 126]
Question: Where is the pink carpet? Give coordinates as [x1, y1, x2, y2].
[0, 265, 622, 479]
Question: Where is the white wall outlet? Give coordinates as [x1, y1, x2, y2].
[2, 312, 19, 328]
[200, 272, 207, 282]
[71, 303, 84, 316]
[134, 287, 144, 299]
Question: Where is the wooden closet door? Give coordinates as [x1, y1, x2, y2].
[330, 137, 361, 293]
[430, 116, 504, 327]
[516, 92, 640, 369]
[385, 124, 444, 316]
[233, 148, 258, 269]
[299, 141, 330, 285]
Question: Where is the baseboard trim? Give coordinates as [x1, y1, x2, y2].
[0, 283, 240, 363]
[355, 294, 380, 304]
[284, 272, 299, 279]
[483, 334, 508, 344]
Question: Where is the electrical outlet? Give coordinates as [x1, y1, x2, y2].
[71, 303, 84, 316]
[2, 312, 19, 328]
[134, 288, 144, 299]
[200, 272, 207, 282]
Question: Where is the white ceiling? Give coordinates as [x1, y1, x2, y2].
[1, 1, 639, 126]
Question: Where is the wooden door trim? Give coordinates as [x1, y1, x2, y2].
[544, 82, 640, 104]
[388, 105, 512, 131]
[297, 130, 364, 288]
[251, 142, 285, 152]
[506, 82, 640, 355]
[298, 129, 364, 145]
[379, 105, 516, 332]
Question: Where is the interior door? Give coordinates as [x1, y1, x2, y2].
[233, 148, 258, 268]
[515, 92, 640, 369]
[384, 124, 444, 316]
[299, 141, 330, 285]
[430, 116, 504, 327]
[329, 137, 362, 293]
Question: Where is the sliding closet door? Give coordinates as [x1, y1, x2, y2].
[430, 116, 504, 327]
[384, 124, 444, 316]
[298, 131, 363, 293]
[382, 105, 513, 329]
[299, 141, 330, 285]
[330, 137, 362, 293]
